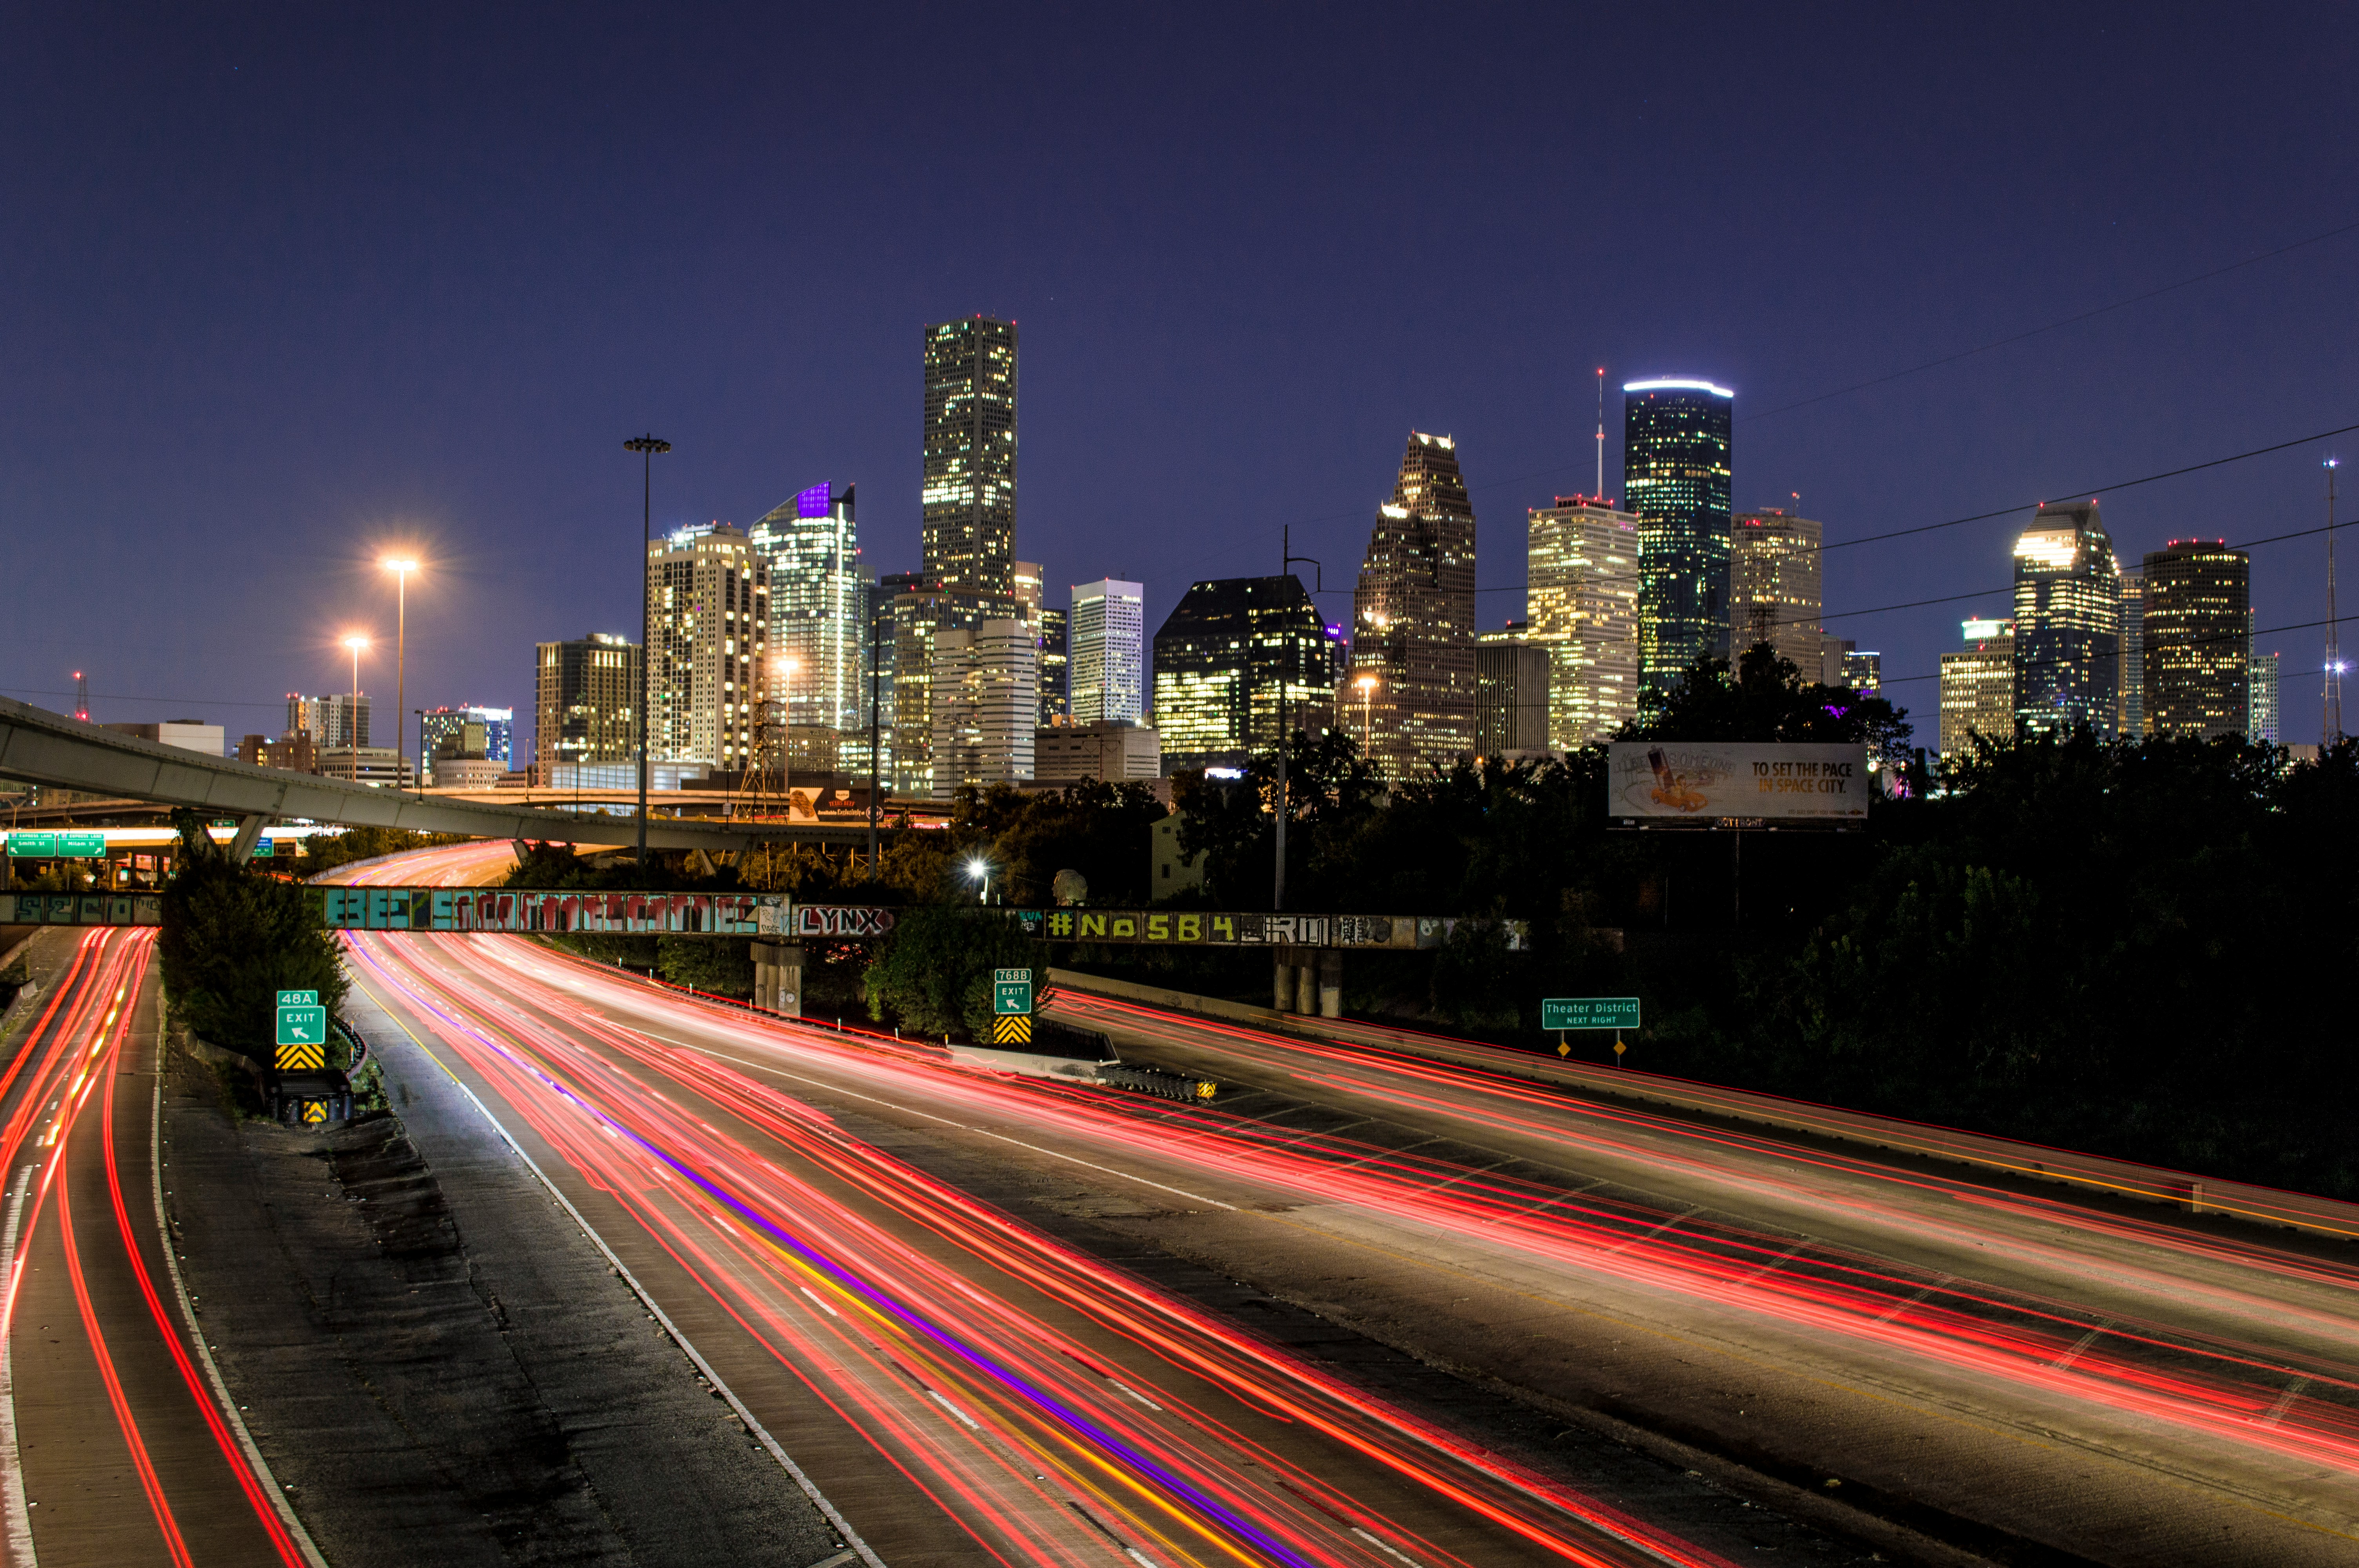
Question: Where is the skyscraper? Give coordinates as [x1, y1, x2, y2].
[748, 482, 863, 735]
[2250, 631, 2281, 743]
[1150, 575, 1338, 772]
[1730, 508, 1823, 670]
[646, 525, 767, 769]
[2118, 568, 2147, 737]
[887, 581, 954, 797]
[287, 693, 369, 750]
[1938, 618, 2014, 757]
[922, 317, 1018, 601]
[867, 571, 921, 791]
[1069, 579, 1145, 725]
[931, 620, 1037, 798]
[418, 705, 513, 782]
[1352, 432, 1478, 777]
[2143, 541, 2250, 739]
[1474, 631, 1551, 755]
[2012, 501, 2119, 738]
[1623, 379, 1734, 690]
[1036, 608, 1069, 728]
[534, 633, 639, 772]
[1524, 497, 1640, 748]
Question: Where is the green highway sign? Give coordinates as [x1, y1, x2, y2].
[276, 990, 320, 1006]
[252, 838, 274, 858]
[56, 833, 105, 858]
[276, 1004, 327, 1048]
[5, 833, 56, 858]
[992, 967, 1034, 1016]
[1541, 996, 1641, 1031]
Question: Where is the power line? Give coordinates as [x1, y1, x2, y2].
[1744, 217, 2359, 423]
[1870, 612, 2328, 688]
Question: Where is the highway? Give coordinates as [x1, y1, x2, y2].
[334, 844, 2359, 1563]
[0, 926, 313, 1567]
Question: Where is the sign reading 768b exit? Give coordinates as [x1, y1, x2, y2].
[992, 968, 1034, 1016]
[1541, 997, 1640, 1031]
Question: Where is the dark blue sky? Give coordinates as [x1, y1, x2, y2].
[7, 5, 2355, 749]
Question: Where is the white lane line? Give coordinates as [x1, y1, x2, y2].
[1353, 1525, 1430, 1566]
[2052, 1321, 2109, 1368]
[2259, 1376, 2311, 1427]
[347, 972, 889, 1568]
[0, 1163, 38, 1566]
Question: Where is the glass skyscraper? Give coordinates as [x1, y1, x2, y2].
[922, 316, 1018, 601]
[1150, 575, 1339, 771]
[1069, 579, 1145, 725]
[1352, 432, 1478, 777]
[1730, 508, 1823, 670]
[1623, 380, 1733, 691]
[1523, 497, 1639, 747]
[2012, 501, 2119, 738]
[2250, 632, 2280, 742]
[2142, 541, 2249, 739]
[747, 482, 863, 736]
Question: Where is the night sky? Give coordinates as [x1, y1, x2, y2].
[7, 7, 2355, 751]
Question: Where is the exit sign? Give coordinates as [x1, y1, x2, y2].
[992, 967, 1034, 1016]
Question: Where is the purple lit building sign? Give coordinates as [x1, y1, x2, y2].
[796, 483, 832, 519]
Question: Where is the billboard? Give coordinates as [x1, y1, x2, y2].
[1607, 742, 1869, 821]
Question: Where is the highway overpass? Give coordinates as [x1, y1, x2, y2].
[0, 695, 889, 854]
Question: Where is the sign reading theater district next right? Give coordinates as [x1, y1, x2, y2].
[1607, 742, 1870, 822]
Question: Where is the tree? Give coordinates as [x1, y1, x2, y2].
[863, 903, 1042, 1039]
[1623, 644, 1912, 759]
[158, 812, 347, 1056]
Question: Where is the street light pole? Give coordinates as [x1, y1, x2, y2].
[380, 559, 418, 788]
[624, 435, 672, 869]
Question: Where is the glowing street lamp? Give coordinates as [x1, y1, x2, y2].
[378, 557, 420, 789]
[341, 634, 370, 783]
[965, 855, 991, 904]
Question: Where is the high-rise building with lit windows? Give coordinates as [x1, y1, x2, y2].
[2250, 631, 2281, 743]
[2012, 501, 2119, 738]
[1070, 579, 1145, 725]
[646, 525, 767, 769]
[922, 317, 1018, 601]
[1036, 608, 1069, 727]
[1151, 576, 1339, 772]
[748, 482, 863, 737]
[1352, 432, 1478, 777]
[1523, 496, 1639, 747]
[1939, 618, 2014, 757]
[1730, 508, 1823, 670]
[2143, 541, 2249, 739]
[535, 634, 639, 772]
[931, 620, 1037, 797]
[1623, 379, 1734, 690]
[2119, 569, 2147, 737]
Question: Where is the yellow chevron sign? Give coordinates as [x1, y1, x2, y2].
[277, 1042, 325, 1071]
[991, 1014, 1032, 1045]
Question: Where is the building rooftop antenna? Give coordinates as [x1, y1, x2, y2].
[73, 671, 89, 724]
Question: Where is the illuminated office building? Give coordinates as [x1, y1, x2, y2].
[419, 705, 513, 784]
[748, 482, 863, 736]
[2012, 501, 2120, 738]
[922, 317, 1018, 601]
[1623, 379, 1734, 690]
[1150, 575, 1339, 772]
[2119, 569, 2147, 737]
[2250, 631, 2280, 743]
[1070, 579, 1145, 725]
[287, 692, 369, 750]
[534, 634, 638, 772]
[1843, 647, 1883, 695]
[1474, 627, 1550, 755]
[646, 525, 767, 769]
[1938, 618, 2015, 757]
[1036, 607, 1069, 727]
[2143, 541, 2249, 739]
[1352, 432, 1478, 777]
[931, 619, 1037, 797]
[1524, 497, 1639, 747]
[1730, 508, 1823, 669]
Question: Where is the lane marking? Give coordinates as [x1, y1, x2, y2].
[0, 1163, 37, 1566]
[346, 971, 888, 1568]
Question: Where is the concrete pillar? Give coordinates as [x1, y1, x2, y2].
[752, 941, 805, 1016]
[1318, 949, 1341, 1018]
[1294, 960, 1315, 1015]
[1273, 951, 1295, 1011]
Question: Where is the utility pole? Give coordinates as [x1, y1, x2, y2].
[2328, 458, 2343, 747]
[625, 434, 672, 869]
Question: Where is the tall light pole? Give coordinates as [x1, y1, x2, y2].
[379, 558, 419, 788]
[342, 635, 369, 783]
[624, 435, 672, 869]
[778, 655, 800, 819]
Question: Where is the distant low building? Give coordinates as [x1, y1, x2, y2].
[1149, 813, 1203, 897]
[316, 747, 415, 788]
[237, 732, 319, 773]
[1035, 720, 1160, 784]
[429, 757, 508, 790]
[104, 720, 224, 757]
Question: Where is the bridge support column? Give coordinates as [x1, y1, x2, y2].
[1318, 949, 1341, 1018]
[1272, 951, 1293, 1011]
[1294, 956, 1315, 1015]
[752, 941, 803, 1016]
[227, 813, 270, 864]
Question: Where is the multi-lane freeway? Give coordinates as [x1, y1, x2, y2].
[327, 841, 2359, 1565]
